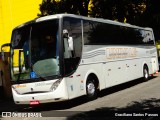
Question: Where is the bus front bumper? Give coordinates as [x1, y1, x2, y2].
[12, 89, 69, 105]
[12, 79, 69, 105]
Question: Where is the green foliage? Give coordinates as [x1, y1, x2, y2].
[139, 0, 160, 40]
[90, 0, 146, 23]
[38, 0, 61, 16]
[38, 0, 147, 23]
[38, 0, 160, 40]
[38, 0, 90, 17]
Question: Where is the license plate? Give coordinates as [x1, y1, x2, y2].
[30, 100, 40, 105]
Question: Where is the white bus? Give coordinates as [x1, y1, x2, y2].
[1, 14, 159, 105]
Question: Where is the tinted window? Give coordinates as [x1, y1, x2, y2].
[83, 20, 154, 45]
[63, 17, 82, 75]
[31, 19, 60, 77]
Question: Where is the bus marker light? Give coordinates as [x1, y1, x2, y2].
[69, 76, 73, 78]
[30, 101, 40, 105]
[76, 74, 81, 77]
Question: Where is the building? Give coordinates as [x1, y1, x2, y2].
[0, 0, 42, 48]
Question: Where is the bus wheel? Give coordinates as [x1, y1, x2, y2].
[143, 66, 149, 81]
[86, 77, 98, 100]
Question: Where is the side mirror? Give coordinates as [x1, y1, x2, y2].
[63, 33, 74, 51]
[1, 43, 11, 61]
[1, 51, 5, 61]
[18, 50, 24, 73]
[68, 37, 74, 51]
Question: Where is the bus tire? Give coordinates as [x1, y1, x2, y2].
[86, 76, 98, 100]
[143, 65, 149, 81]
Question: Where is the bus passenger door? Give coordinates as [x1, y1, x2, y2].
[62, 17, 83, 98]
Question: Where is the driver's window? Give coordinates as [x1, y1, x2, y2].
[63, 17, 82, 75]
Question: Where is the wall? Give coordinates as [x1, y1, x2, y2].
[0, 0, 42, 48]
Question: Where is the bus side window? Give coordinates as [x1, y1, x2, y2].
[63, 17, 82, 75]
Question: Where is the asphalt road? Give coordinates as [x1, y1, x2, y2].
[2, 73, 160, 120]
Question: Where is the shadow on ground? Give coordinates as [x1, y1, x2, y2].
[67, 98, 160, 120]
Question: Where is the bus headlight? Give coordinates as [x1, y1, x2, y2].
[12, 86, 21, 95]
[50, 79, 62, 91]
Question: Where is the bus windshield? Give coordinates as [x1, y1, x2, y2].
[11, 19, 60, 81]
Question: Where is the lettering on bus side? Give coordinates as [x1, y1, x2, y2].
[35, 82, 53, 87]
[106, 48, 137, 60]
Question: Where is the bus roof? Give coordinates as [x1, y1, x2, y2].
[15, 14, 152, 31]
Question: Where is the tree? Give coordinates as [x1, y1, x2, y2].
[38, 0, 160, 40]
[38, 0, 146, 23]
[90, 0, 146, 23]
[38, 0, 91, 17]
[38, 0, 61, 16]
[138, 0, 160, 40]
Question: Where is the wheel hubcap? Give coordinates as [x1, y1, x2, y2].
[144, 69, 148, 79]
[87, 82, 95, 96]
